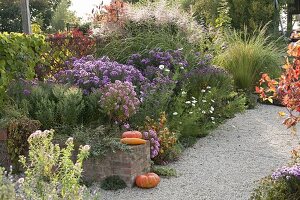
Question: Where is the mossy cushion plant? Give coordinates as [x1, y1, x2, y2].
[101, 176, 127, 190]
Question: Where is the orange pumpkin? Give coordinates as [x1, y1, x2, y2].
[135, 173, 160, 188]
[120, 138, 146, 145]
[122, 131, 143, 139]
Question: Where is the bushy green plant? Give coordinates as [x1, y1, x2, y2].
[73, 126, 130, 158]
[151, 166, 177, 177]
[18, 129, 91, 199]
[169, 66, 246, 146]
[0, 32, 48, 107]
[100, 176, 127, 191]
[8, 82, 87, 130]
[215, 25, 283, 91]
[251, 176, 300, 200]
[0, 167, 16, 199]
[7, 117, 41, 171]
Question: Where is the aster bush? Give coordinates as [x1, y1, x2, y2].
[100, 80, 140, 123]
[54, 56, 146, 95]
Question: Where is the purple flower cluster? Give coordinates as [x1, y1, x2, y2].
[127, 49, 188, 80]
[143, 129, 160, 158]
[100, 80, 140, 122]
[272, 165, 300, 180]
[53, 56, 146, 94]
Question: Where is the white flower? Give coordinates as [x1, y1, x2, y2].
[212, 121, 216, 124]
[180, 66, 184, 70]
[17, 178, 24, 184]
[192, 96, 196, 100]
[210, 110, 213, 113]
[67, 137, 74, 143]
[211, 117, 215, 120]
[210, 106, 214, 111]
[185, 101, 191, 104]
[206, 86, 211, 89]
[192, 100, 197, 104]
[181, 91, 187, 95]
[159, 65, 165, 70]
[189, 112, 193, 114]
[211, 99, 215, 103]
[173, 112, 178, 116]
[202, 110, 206, 114]
[192, 103, 195, 107]
[82, 145, 91, 152]
[164, 69, 170, 72]
[201, 89, 206, 93]
[202, 100, 207, 103]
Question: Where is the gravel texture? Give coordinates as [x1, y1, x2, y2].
[100, 104, 299, 200]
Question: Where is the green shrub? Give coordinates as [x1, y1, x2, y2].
[7, 117, 41, 171]
[0, 32, 48, 107]
[251, 176, 300, 200]
[215, 25, 283, 91]
[0, 167, 16, 199]
[100, 176, 127, 190]
[169, 66, 246, 145]
[73, 126, 130, 158]
[151, 166, 177, 177]
[18, 129, 93, 199]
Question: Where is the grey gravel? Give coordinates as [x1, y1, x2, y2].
[100, 104, 299, 200]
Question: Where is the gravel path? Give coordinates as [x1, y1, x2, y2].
[100, 104, 299, 200]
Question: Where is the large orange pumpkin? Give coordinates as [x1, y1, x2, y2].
[135, 173, 160, 188]
[122, 131, 143, 139]
[120, 138, 146, 145]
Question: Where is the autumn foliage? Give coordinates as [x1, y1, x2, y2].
[256, 42, 300, 128]
[92, 0, 126, 25]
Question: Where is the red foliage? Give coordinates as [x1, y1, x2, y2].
[36, 29, 96, 78]
[256, 44, 300, 128]
[92, 0, 126, 25]
[47, 29, 95, 58]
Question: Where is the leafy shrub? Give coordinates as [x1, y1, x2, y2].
[215, 25, 283, 91]
[73, 126, 130, 158]
[6, 82, 89, 130]
[36, 29, 96, 78]
[100, 176, 127, 191]
[7, 117, 41, 171]
[17, 129, 92, 199]
[151, 166, 177, 177]
[0, 32, 48, 106]
[27, 83, 85, 129]
[0, 167, 16, 199]
[170, 65, 246, 145]
[257, 43, 300, 128]
[252, 173, 300, 200]
[143, 112, 180, 164]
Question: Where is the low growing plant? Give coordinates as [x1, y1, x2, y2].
[151, 166, 177, 177]
[100, 175, 127, 191]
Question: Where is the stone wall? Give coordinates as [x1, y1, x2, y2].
[83, 141, 151, 187]
[0, 134, 151, 187]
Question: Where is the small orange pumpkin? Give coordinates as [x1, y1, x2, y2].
[135, 173, 160, 188]
[120, 138, 146, 145]
[122, 131, 143, 139]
